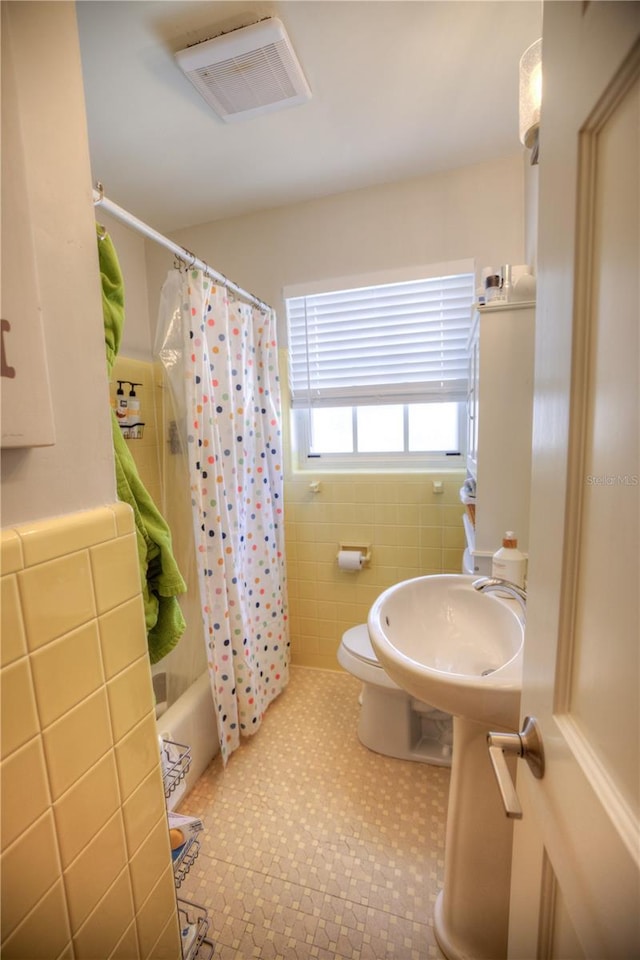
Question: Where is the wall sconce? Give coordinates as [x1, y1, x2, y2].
[519, 38, 542, 165]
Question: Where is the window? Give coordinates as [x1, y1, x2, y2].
[285, 261, 475, 469]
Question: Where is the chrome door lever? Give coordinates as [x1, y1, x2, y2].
[487, 716, 545, 819]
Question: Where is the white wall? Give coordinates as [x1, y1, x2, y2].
[1, 2, 115, 528]
[144, 153, 527, 345]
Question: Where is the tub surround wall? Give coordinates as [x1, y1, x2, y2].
[0, 504, 180, 959]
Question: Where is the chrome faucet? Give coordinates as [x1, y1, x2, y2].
[472, 577, 527, 619]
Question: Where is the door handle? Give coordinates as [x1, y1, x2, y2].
[487, 716, 545, 819]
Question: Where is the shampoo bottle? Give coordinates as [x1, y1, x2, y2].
[492, 531, 527, 588]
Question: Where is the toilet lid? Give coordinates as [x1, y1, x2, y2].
[342, 624, 379, 666]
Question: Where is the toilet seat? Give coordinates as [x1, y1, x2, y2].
[342, 624, 378, 665]
[337, 624, 398, 689]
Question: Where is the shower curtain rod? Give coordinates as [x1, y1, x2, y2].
[92, 184, 271, 313]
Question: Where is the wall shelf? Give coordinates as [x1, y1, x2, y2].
[161, 738, 192, 799]
[173, 835, 201, 888]
[118, 421, 145, 440]
[160, 737, 214, 957]
[177, 898, 215, 960]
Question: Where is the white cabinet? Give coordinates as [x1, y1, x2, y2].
[464, 302, 535, 575]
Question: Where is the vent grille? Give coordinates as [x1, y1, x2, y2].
[193, 40, 297, 114]
[175, 18, 311, 122]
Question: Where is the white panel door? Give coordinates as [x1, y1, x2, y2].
[508, 3, 640, 957]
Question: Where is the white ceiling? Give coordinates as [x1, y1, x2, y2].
[77, 0, 542, 233]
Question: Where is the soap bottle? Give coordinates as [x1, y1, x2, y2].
[127, 382, 141, 421]
[127, 382, 143, 438]
[115, 381, 129, 424]
[492, 531, 527, 588]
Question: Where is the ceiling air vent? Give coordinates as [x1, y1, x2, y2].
[175, 18, 311, 122]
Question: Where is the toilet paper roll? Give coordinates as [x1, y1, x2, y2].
[337, 550, 364, 571]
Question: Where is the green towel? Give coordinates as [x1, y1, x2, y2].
[99, 224, 123, 371]
[98, 223, 187, 663]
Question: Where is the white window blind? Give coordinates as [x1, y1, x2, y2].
[286, 270, 475, 409]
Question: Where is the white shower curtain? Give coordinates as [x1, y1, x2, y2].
[157, 268, 289, 764]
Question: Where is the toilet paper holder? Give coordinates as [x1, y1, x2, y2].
[337, 542, 371, 568]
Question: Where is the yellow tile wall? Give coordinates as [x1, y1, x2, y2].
[0, 505, 180, 960]
[285, 473, 466, 670]
[110, 358, 163, 508]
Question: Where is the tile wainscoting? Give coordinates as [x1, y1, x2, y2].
[285, 474, 465, 670]
[1, 504, 180, 959]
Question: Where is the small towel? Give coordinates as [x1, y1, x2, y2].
[98, 223, 187, 663]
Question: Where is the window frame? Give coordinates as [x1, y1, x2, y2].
[285, 260, 474, 473]
[292, 402, 467, 472]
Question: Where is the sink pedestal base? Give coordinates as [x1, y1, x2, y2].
[434, 716, 516, 960]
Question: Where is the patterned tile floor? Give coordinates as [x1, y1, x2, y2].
[176, 666, 450, 959]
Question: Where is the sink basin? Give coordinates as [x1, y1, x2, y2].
[368, 574, 524, 728]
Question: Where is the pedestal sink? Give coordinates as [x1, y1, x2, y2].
[368, 574, 524, 960]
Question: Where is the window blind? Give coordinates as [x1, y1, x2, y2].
[286, 271, 475, 408]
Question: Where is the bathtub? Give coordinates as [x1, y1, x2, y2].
[156, 671, 219, 809]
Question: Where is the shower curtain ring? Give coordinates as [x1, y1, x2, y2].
[93, 181, 104, 205]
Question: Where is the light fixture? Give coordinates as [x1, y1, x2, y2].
[519, 38, 542, 164]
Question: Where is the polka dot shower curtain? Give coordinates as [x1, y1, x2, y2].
[157, 268, 289, 764]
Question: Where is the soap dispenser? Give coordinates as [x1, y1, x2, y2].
[115, 381, 129, 424]
[492, 531, 526, 588]
[127, 382, 142, 424]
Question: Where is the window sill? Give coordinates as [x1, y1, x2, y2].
[289, 458, 466, 476]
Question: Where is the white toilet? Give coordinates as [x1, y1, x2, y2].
[338, 624, 452, 766]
